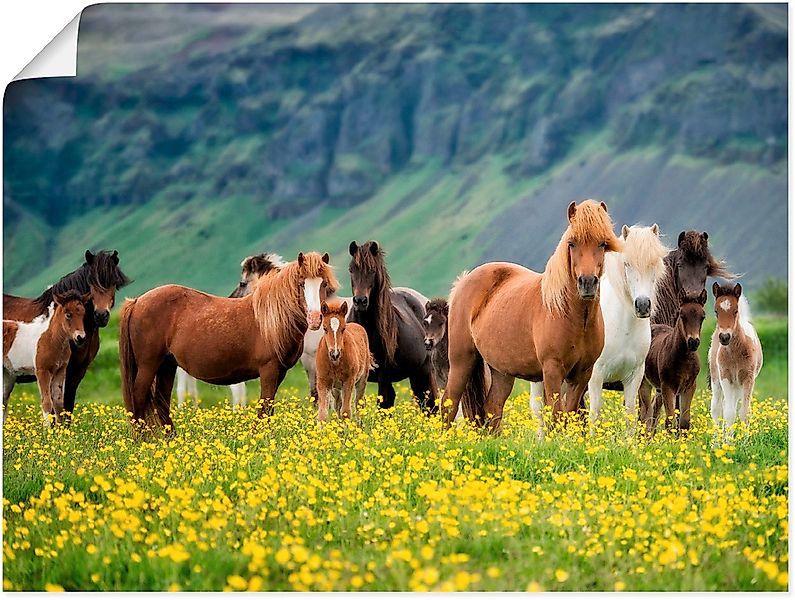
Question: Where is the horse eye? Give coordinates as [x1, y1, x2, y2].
[66, 313, 72, 320]
[568, 242, 575, 249]
[599, 242, 607, 249]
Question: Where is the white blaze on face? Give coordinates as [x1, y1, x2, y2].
[330, 317, 340, 354]
[304, 277, 323, 330]
[720, 299, 732, 311]
[424, 315, 432, 325]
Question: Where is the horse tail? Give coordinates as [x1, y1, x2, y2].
[461, 351, 489, 424]
[119, 298, 150, 422]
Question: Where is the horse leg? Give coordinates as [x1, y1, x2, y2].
[445, 329, 480, 426]
[638, 379, 651, 432]
[37, 369, 55, 427]
[623, 369, 645, 435]
[258, 361, 286, 417]
[131, 362, 159, 428]
[340, 380, 355, 419]
[176, 369, 187, 409]
[189, 376, 199, 407]
[710, 373, 724, 445]
[302, 354, 319, 405]
[562, 375, 590, 433]
[354, 375, 367, 422]
[3, 370, 15, 425]
[541, 359, 566, 429]
[587, 369, 604, 430]
[62, 333, 99, 424]
[482, 370, 514, 435]
[660, 387, 676, 432]
[739, 378, 754, 432]
[316, 378, 331, 422]
[528, 381, 545, 439]
[409, 364, 438, 415]
[377, 377, 396, 411]
[231, 383, 247, 409]
[722, 383, 740, 444]
[153, 359, 177, 433]
[51, 366, 67, 425]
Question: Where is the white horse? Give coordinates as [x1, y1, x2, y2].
[529, 224, 668, 433]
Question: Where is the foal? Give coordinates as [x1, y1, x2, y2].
[3, 291, 90, 425]
[315, 301, 375, 421]
[708, 283, 763, 444]
[639, 289, 707, 435]
[423, 298, 450, 391]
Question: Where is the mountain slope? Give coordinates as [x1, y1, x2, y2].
[3, 3, 786, 296]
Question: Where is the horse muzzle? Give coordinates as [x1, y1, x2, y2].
[329, 349, 341, 362]
[577, 275, 599, 300]
[352, 296, 369, 311]
[687, 337, 700, 352]
[634, 296, 651, 319]
[424, 338, 434, 351]
[73, 333, 87, 347]
[307, 311, 322, 330]
[719, 332, 731, 346]
[94, 310, 110, 327]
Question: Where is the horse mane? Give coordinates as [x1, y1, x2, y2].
[242, 252, 286, 276]
[448, 270, 470, 306]
[351, 242, 397, 363]
[542, 200, 622, 313]
[606, 225, 669, 316]
[425, 297, 449, 315]
[252, 252, 339, 365]
[35, 250, 130, 308]
[677, 231, 736, 279]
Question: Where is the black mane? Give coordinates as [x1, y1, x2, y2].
[35, 250, 131, 308]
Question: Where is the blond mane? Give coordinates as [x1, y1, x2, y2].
[252, 252, 339, 365]
[541, 200, 622, 313]
[605, 225, 669, 314]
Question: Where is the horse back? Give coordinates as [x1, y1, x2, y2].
[3, 293, 48, 322]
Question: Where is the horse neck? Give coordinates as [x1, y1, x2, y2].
[43, 312, 71, 352]
[562, 283, 601, 330]
[666, 317, 692, 361]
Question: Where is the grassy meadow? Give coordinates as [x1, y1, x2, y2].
[2, 312, 788, 591]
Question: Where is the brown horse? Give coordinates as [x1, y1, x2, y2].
[119, 252, 338, 430]
[315, 301, 375, 421]
[4, 291, 91, 426]
[639, 288, 707, 435]
[653, 230, 734, 328]
[708, 282, 763, 444]
[445, 200, 622, 433]
[3, 250, 130, 420]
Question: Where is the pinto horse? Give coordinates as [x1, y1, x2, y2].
[445, 200, 622, 433]
[348, 241, 436, 412]
[119, 252, 338, 430]
[653, 230, 734, 328]
[3, 250, 130, 419]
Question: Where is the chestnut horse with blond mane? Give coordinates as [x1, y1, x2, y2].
[445, 200, 622, 433]
[119, 252, 338, 430]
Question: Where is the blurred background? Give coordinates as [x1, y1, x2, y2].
[3, 3, 787, 306]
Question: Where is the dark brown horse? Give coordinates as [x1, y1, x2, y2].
[348, 241, 437, 412]
[639, 288, 707, 435]
[3, 250, 130, 419]
[119, 252, 338, 431]
[653, 230, 733, 328]
[445, 200, 622, 433]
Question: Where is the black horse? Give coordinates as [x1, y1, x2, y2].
[653, 230, 734, 328]
[348, 240, 437, 412]
[4, 250, 131, 419]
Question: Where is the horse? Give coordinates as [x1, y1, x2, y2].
[119, 252, 338, 430]
[639, 288, 707, 436]
[3, 291, 91, 426]
[586, 224, 669, 429]
[3, 250, 130, 420]
[315, 301, 375, 421]
[446, 199, 622, 433]
[175, 252, 287, 409]
[653, 230, 734, 328]
[708, 282, 763, 444]
[348, 240, 437, 412]
[423, 298, 451, 391]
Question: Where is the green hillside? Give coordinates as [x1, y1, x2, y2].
[3, 4, 787, 297]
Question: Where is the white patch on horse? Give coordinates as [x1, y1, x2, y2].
[6, 303, 55, 375]
[424, 315, 432, 324]
[719, 299, 732, 311]
[304, 278, 323, 313]
[330, 317, 340, 352]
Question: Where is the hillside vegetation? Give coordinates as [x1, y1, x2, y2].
[3, 4, 786, 297]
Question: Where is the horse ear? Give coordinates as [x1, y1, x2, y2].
[424, 300, 431, 312]
[297, 252, 305, 267]
[340, 300, 348, 315]
[349, 241, 358, 256]
[53, 292, 65, 306]
[733, 283, 742, 298]
[677, 231, 686, 247]
[111, 250, 119, 265]
[85, 250, 94, 264]
[567, 201, 577, 222]
[81, 292, 92, 305]
[442, 303, 449, 317]
[621, 224, 629, 239]
[369, 241, 379, 256]
[599, 201, 608, 213]
[702, 231, 709, 241]
[699, 289, 708, 306]
[712, 281, 720, 297]
[321, 252, 330, 264]
[651, 223, 659, 236]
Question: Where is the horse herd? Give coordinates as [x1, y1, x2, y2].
[2, 200, 763, 444]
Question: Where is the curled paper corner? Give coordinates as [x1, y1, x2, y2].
[14, 12, 81, 81]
